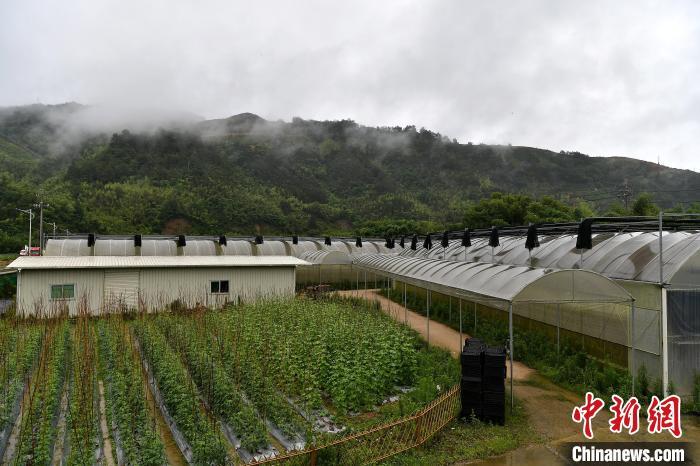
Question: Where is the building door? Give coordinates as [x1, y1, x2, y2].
[104, 269, 140, 311]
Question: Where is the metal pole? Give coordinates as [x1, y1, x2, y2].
[631, 301, 636, 396]
[459, 299, 463, 349]
[449, 296, 452, 323]
[38, 203, 44, 255]
[426, 289, 431, 345]
[659, 211, 664, 285]
[28, 211, 32, 249]
[403, 282, 407, 324]
[659, 211, 669, 396]
[508, 302, 514, 413]
[661, 288, 669, 396]
[557, 303, 561, 354]
[364, 271, 367, 290]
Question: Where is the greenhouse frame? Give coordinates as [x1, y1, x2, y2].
[397, 229, 700, 397]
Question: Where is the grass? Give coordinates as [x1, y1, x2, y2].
[381, 400, 538, 465]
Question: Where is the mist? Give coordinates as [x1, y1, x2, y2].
[1, 0, 699, 169]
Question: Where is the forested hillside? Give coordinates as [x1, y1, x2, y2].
[1, 103, 699, 251]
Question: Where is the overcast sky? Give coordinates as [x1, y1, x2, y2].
[1, 0, 698, 170]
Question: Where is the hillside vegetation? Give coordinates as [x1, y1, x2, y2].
[1, 103, 699, 251]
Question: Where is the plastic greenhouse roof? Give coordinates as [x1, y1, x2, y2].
[398, 231, 700, 287]
[301, 250, 353, 265]
[354, 254, 633, 306]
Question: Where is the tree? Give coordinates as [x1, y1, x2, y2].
[631, 193, 660, 216]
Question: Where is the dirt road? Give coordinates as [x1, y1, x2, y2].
[338, 289, 699, 464]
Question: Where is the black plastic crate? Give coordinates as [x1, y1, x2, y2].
[463, 337, 485, 351]
[461, 376, 482, 394]
[483, 391, 505, 404]
[483, 347, 506, 364]
[481, 379, 506, 393]
[482, 365, 506, 379]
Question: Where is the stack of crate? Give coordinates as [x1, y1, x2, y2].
[460, 338, 484, 419]
[482, 347, 506, 425]
[459, 337, 506, 425]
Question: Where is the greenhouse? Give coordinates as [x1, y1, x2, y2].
[394, 230, 700, 397]
[353, 253, 635, 406]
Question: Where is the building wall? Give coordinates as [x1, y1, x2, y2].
[138, 266, 295, 310]
[17, 266, 296, 316]
[17, 269, 104, 317]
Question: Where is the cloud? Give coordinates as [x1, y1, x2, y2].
[0, 0, 698, 169]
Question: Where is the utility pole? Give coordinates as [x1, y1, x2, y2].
[33, 201, 50, 255]
[16, 208, 34, 250]
[618, 179, 632, 210]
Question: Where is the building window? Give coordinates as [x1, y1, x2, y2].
[210, 280, 229, 294]
[50, 284, 75, 300]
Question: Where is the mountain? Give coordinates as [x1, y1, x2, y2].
[0, 103, 699, 251]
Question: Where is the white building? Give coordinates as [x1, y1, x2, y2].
[8, 255, 308, 317]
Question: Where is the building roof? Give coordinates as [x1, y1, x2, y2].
[8, 255, 309, 270]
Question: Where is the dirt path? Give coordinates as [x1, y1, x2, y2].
[339, 289, 700, 464]
[98, 381, 116, 466]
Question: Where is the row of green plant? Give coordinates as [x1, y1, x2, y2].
[0, 321, 42, 434]
[154, 313, 271, 452]
[16, 321, 70, 464]
[211, 298, 420, 414]
[66, 318, 99, 465]
[96, 318, 166, 465]
[133, 319, 229, 464]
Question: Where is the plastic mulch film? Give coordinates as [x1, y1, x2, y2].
[667, 289, 700, 397]
[0, 383, 24, 460]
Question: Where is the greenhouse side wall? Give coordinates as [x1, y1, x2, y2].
[666, 289, 700, 398]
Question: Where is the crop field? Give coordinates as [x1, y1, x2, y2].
[0, 297, 458, 465]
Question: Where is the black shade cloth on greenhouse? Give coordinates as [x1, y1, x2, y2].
[576, 218, 594, 249]
[462, 229, 471, 247]
[218, 235, 226, 246]
[411, 235, 418, 250]
[489, 228, 499, 248]
[525, 224, 540, 250]
[134, 234, 142, 247]
[423, 234, 433, 250]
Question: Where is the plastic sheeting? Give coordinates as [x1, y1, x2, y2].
[399, 231, 700, 286]
[254, 241, 287, 256]
[667, 289, 700, 396]
[94, 239, 136, 256]
[139, 240, 177, 256]
[301, 250, 352, 265]
[179, 240, 217, 256]
[354, 254, 632, 307]
[44, 239, 91, 256]
[220, 241, 254, 256]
